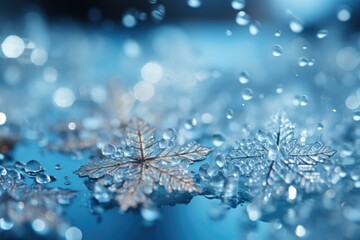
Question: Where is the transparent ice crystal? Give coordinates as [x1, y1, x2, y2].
[74, 118, 212, 211]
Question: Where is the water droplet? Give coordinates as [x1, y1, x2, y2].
[55, 164, 62, 170]
[353, 111, 360, 121]
[141, 61, 163, 83]
[187, 0, 202, 8]
[212, 134, 225, 147]
[241, 88, 253, 101]
[247, 203, 261, 221]
[226, 109, 234, 119]
[317, 29, 328, 39]
[295, 225, 306, 237]
[36, 172, 51, 184]
[163, 128, 176, 140]
[337, 8, 351, 22]
[1, 35, 25, 58]
[236, 11, 250, 26]
[7, 169, 22, 180]
[215, 155, 226, 168]
[0, 165, 7, 177]
[64, 180, 71, 185]
[225, 29, 232, 36]
[249, 21, 260, 35]
[289, 17, 304, 33]
[24, 160, 42, 174]
[274, 30, 281, 37]
[298, 57, 309, 67]
[122, 12, 137, 28]
[231, 0, 246, 10]
[199, 163, 211, 180]
[0, 218, 14, 230]
[238, 71, 250, 84]
[288, 185, 297, 200]
[302, 45, 308, 50]
[102, 144, 116, 156]
[308, 59, 315, 66]
[151, 4, 166, 21]
[317, 123, 324, 131]
[141, 207, 160, 223]
[300, 95, 308, 106]
[276, 85, 283, 94]
[272, 45, 283, 56]
[184, 118, 197, 130]
[14, 161, 25, 169]
[93, 183, 111, 203]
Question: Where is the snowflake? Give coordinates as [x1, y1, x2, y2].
[74, 118, 212, 211]
[228, 112, 336, 200]
[0, 165, 77, 237]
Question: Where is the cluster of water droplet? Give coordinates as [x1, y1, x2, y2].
[198, 153, 252, 208]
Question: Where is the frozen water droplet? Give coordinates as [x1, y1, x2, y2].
[238, 71, 250, 84]
[317, 29, 328, 39]
[300, 95, 308, 106]
[36, 172, 51, 184]
[212, 134, 225, 147]
[317, 123, 324, 131]
[272, 45, 283, 56]
[302, 45, 308, 50]
[337, 8, 351, 22]
[0, 165, 7, 177]
[187, 0, 202, 8]
[184, 118, 197, 130]
[231, 0, 246, 10]
[241, 88, 253, 101]
[249, 21, 260, 35]
[199, 163, 211, 180]
[7, 169, 21, 180]
[163, 128, 176, 140]
[215, 155, 226, 168]
[55, 164, 61, 170]
[159, 139, 167, 149]
[102, 144, 116, 156]
[236, 11, 250, 26]
[289, 17, 304, 33]
[298, 57, 309, 67]
[93, 183, 111, 203]
[353, 111, 360, 121]
[226, 109, 234, 119]
[275, 30, 281, 37]
[25, 160, 42, 174]
[14, 161, 25, 169]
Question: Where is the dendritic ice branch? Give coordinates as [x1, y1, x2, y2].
[74, 118, 212, 211]
[228, 112, 336, 200]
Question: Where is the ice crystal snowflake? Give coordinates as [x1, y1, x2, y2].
[228, 112, 336, 200]
[74, 118, 212, 211]
[0, 165, 77, 237]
